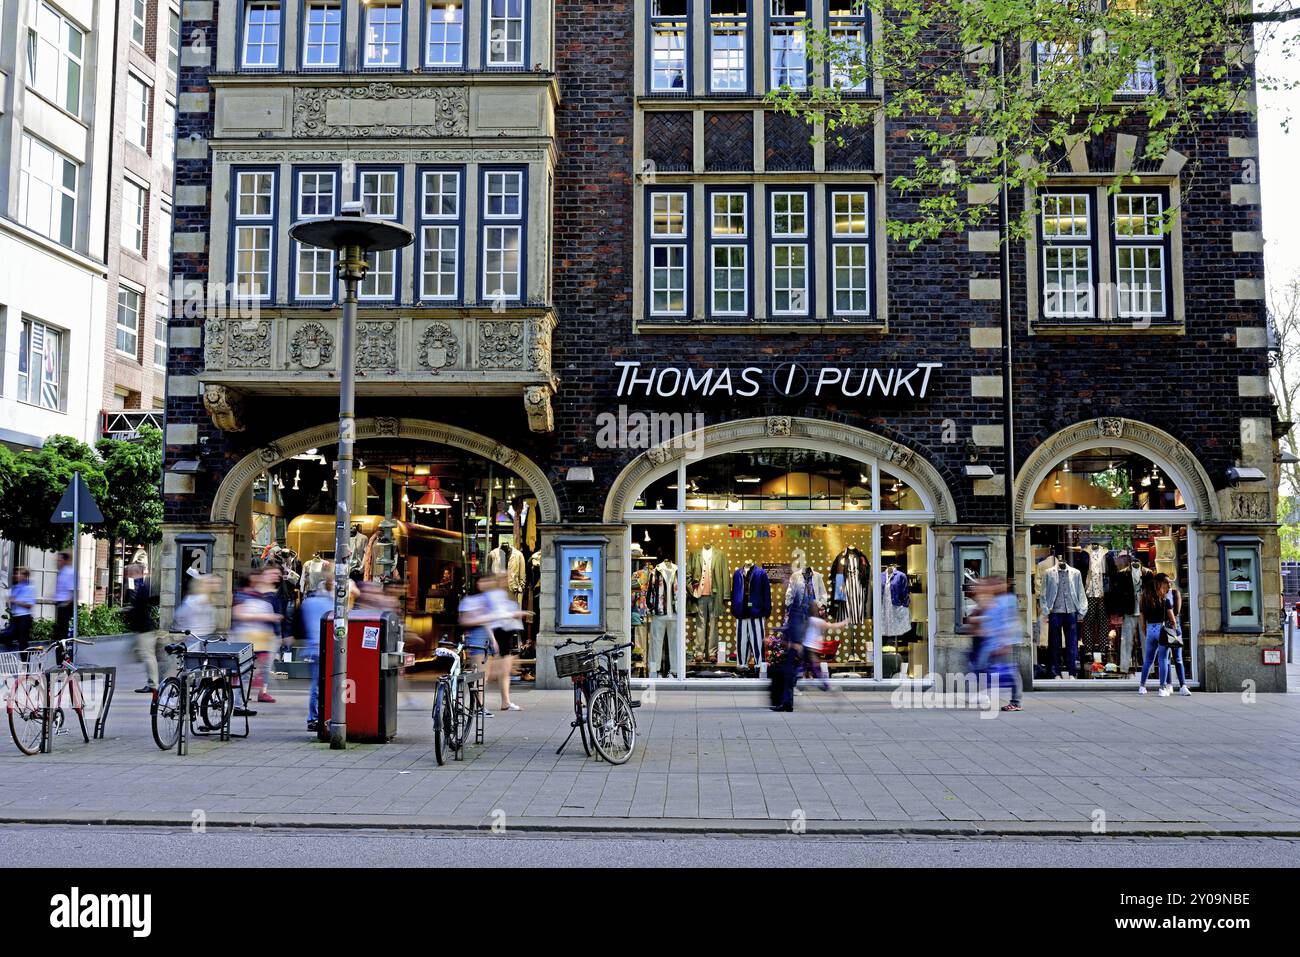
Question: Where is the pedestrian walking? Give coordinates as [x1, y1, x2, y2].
[970, 577, 1023, 712]
[298, 577, 333, 733]
[173, 573, 219, 640]
[53, 551, 75, 641]
[458, 576, 501, 717]
[1137, 572, 1186, 696]
[802, 603, 847, 692]
[1165, 577, 1191, 696]
[125, 564, 161, 693]
[484, 572, 531, 712]
[233, 570, 280, 707]
[5, 567, 36, 651]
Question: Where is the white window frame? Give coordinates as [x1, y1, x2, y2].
[426, 0, 465, 67]
[302, 0, 342, 68]
[770, 190, 809, 316]
[420, 170, 461, 301]
[768, 0, 807, 91]
[18, 133, 78, 248]
[709, 0, 748, 93]
[364, 0, 403, 67]
[27, 1, 85, 115]
[486, 0, 525, 66]
[358, 169, 399, 300]
[167, 7, 181, 73]
[1112, 192, 1166, 319]
[158, 203, 173, 276]
[294, 169, 337, 300]
[830, 189, 870, 316]
[131, 0, 147, 47]
[650, 0, 689, 91]
[483, 170, 523, 219]
[649, 190, 688, 317]
[233, 170, 275, 300]
[1040, 191, 1095, 319]
[153, 296, 169, 369]
[828, 1, 868, 91]
[122, 179, 147, 255]
[116, 285, 143, 358]
[241, 0, 282, 68]
[126, 73, 151, 150]
[709, 191, 748, 317]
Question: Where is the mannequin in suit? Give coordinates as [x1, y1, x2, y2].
[686, 544, 728, 663]
[1042, 552, 1087, 677]
[731, 560, 771, 669]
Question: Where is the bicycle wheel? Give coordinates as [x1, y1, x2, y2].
[197, 678, 232, 731]
[588, 687, 636, 765]
[573, 683, 592, 757]
[151, 677, 183, 751]
[451, 675, 468, 758]
[432, 681, 449, 766]
[8, 675, 45, 755]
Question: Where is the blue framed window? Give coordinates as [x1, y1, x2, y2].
[292, 167, 338, 301]
[424, 0, 465, 67]
[647, 189, 690, 317]
[768, 0, 807, 90]
[768, 188, 811, 316]
[480, 167, 527, 301]
[301, 0, 343, 69]
[826, 0, 868, 91]
[707, 187, 750, 317]
[241, 0, 283, 68]
[709, 1, 749, 93]
[1038, 189, 1096, 320]
[1112, 189, 1170, 320]
[356, 167, 402, 300]
[649, 0, 690, 92]
[828, 186, 872, 317]
[231, 167, 277, 301]
[485, 0, 527, 67]
[364, 0, 404, 68]
[418, 166, 463, 301]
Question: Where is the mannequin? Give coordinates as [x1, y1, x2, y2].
[1082, 542, 1108, 658]
[687, 543, 728, 663]
[1042, 551, 1086, 678]
[489, 540, 527, 606]
[302, 552, 329, 593]
[731, 559, 771, 670]
[348, 524, 367, 580]
[646, 558, 679, 678]
[630, 558, 655, 675]
[830, 546, 871, 625]
[881, 565, 912, 639]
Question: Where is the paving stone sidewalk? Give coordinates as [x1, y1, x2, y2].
[2, 654, 1299, 834]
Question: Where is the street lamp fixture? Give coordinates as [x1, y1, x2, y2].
[289, 202, 413, 750]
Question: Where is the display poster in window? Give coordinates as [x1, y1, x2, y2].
[1226, 548, 1260, 627]
[556, 540, 606, 631]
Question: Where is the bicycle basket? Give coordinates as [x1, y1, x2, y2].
[0, 650, 31, 676]
[554, 650, 595, 678]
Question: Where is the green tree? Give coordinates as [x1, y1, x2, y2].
[767, 0, 1297, 246]
[0, 436, 107, 552]
[94, 424, 163, 547]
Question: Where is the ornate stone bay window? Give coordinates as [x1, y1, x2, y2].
[199, 1, 559, 433]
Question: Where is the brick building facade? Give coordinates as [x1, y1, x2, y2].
[162, 0, 1283, 693]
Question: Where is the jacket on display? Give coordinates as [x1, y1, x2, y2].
[646, 562, 678, 617]
[731, 564, 772, 619]
[488, 544, 527, 597]
[884, 567, 910, 608]
[686, 547, 729, 605]
[1105, 551, 1138, 616]
[1041, 562, 1088, 617]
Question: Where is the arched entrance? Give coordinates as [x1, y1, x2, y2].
[168, 418, 559, 671]
[605, 417, 957, 684]
[1013, 418, 1217, 687]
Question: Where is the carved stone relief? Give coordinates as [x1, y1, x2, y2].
[202, 385, 245, 433]
[292, 83, 469, 138]
[213, 149, 546, 164]
[203, 317, 225, 369]
[527, 317, 552, 373]
[885, 441, 915, 471]
[226, 320, 272, 369]
[357, 321, 398, 371]
[524, 386, 554, 433]
[1230, 492, 1270, 521]
[373, 417, 400, 437]
[479, 321, 525, 370]
[766, 416, 792, 438]
[289, 322, 334, 370]
[1097, 417, 1125, 438]
[417, 322, 459, 373]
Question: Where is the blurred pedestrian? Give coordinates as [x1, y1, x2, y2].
[233, 569, 280, 707]
[458, 576, 500, 717]
[173, 573, 219, 640]
[299, 576, 333, 733]
[53, 551, 74, 641]
[484, 572, 530, 712]
[5, 567, 35, 651]
[802, 603, 847, 692]
[125, 564, 161, 693]
[970, 577, 1023, 712]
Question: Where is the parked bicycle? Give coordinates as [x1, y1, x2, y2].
[151, 630, 254, 754]
[3, 636, 103, 755]
[554, 635, 638, 765]
[430, 638, 485, 766]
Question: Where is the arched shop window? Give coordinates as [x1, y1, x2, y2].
[626, 444, 934, 684]
[1025, 444, 1199, 686]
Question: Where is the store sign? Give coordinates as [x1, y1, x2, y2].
[1262, 648, 1282, 665]
[614, 360, 942, 401]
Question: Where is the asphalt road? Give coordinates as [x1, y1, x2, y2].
[5, 824, 1299, 868]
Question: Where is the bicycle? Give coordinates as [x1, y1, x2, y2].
[3, 636, 100, 756]
[151, 631, 253, 754]
[554, 635, 638, 765]
[430, 639, 485, 766]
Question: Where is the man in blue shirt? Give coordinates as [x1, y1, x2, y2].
[53, 552, 75, 641]
[6, 567, 36, 650]
[298, 578, 333, 733]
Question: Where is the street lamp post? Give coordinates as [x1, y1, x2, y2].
[289, 203, 413, 750]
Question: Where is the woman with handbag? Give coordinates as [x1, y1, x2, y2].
[1160, 575, 1191, 696]
[1137, 573, 1186, 697]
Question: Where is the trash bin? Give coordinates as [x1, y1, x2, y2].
[317, 609, 402, 743]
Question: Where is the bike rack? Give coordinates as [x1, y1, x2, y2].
[36, 666, 116, 755]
